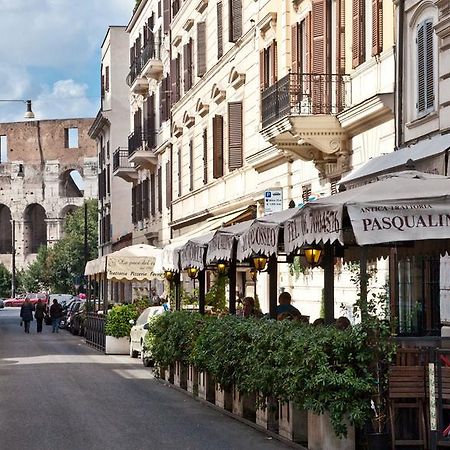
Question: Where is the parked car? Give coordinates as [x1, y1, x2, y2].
[62, 299, 86, 330]
[3, 293, 47, 307]
[129, 306, 166, 366]
[71, 302, 89, 336]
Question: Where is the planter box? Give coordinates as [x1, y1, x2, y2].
[198, 371, 215, 403]
[187, 365, 198, 395]
[174, 361, 187, 390]
[278, 401, 307, 444]
[215, 383, 232, 411]
[163, 364, 174, 384]
[105, 336, 129, 355]
[232, 387, 256, 422]
[307, 412, 355, 450]
[256, 395, 278, 432]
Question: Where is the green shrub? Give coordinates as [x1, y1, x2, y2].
[104, 304, 139, 338]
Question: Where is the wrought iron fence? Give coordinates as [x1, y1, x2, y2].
[141, 39, 161, 68]
[84, 312, 105, 352]
[113, 147, 133, 171]
[261, 72, 351, 129]
[128, 130, 143, 157]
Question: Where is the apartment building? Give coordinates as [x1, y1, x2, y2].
[89, 26, 133, 256]
[0, 118, 96, 272]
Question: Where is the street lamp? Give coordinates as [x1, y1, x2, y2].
[0, 99, 35, 119]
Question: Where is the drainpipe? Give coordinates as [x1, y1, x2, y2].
[394, 0, 405, 149]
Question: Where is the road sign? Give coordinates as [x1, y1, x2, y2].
[264, 189, 283, 215]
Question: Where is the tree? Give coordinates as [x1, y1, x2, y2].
[20, 200, 98, 294]
[0, 264, 11, 298]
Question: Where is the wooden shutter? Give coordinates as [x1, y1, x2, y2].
[291, 23, 299, 74]
[270, 40, 278, 85]
[229, 0, 242, 43]
[197, 22, 207, 77]
[176, 54, 181, 100]
[425, 21, 434, 111]
[312, 0, 327, 114]
[170, 58, 177, 105]
[132, 186, 136, 223]
[228, 102, 243, 171]
[165, 159, 172, 207]
[136, 182, 143, 222]
[163, 0, 170, 34]
[160, 76, 167, 123]
[157, 167, 162, 213]
[189, 139, 194, 191]
[352, 0, 365, 68]
[372, 0, 383, 56]
[336, 0, 345, 73]
[203, 128, 208, 184]
[212, 115, 224, 178]
[177, 146, 182, 197]
[183, 43, 189, 92]
[150, 173, 156, 216]
[305, 13, 311, 73]
[142, 179, 149, 219]
[260, 50, 265, 90]
[147, 95, 155, 148]
[417, 20, 435, 114]
[217, 2, 223, 59]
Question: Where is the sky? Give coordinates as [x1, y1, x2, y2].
[0, 0, 135, 122]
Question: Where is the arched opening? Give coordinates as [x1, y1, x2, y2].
[0, 204, 12, 254]
[60, 169, 84, 198]
[24, 204, 47, 254]
[60, 204, 80, 238]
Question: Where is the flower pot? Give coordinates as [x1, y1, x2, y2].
[366, 432, 389, 450]
[215, 383, 232, 411]
[232, 387, 256, 422]
[308, 412, 355, 450]
[174, 361, 187, 390]
[187, 365, 198, 396]
[278, 401, 307, 444]
[256, 395, 278, 432]
[198, 371, 215, 403]
[105, 336, 129, 354]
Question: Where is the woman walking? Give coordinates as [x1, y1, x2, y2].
[34, 299, 47, 333]
[20, 298, 35, 333]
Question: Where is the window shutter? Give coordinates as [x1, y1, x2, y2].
[229, 0, 242, 43]
[312, 0, 327, 74]
[137, 182, 143, 222]
[260, 50, 266, 90]
[352, 0, 365, 68]
[425, 20, 434, 111]
[203, 128, 208, 184]
[150, 173, 156, 217]
[291, 23, 299, 74]
[132, 186, 136, 223]
[197, 22, 207, 77]
[147, 95, 155, 148]
[372, 0, 383, 56]
[183, 43, 189, 92]
[163, 0, 170, 33]
[305, 13, 311, 73]
[143, 179, 149, 219]
[217, 2, 223, 59]
[177, 146, 182, 197]
[336, 0, 345, 73]
[170, 58, 177, 105]
[161, 76, 167, 122]
[189, 140, 194, 191]
[417, 22, 426, 113]
[176, 54, 182, 100]
[270, 40, 278, 85]
[213, 115, 224, 178]
[157, 167, 162, 213]
[166, 159, 172, 207]
[228, 102, 243, 171]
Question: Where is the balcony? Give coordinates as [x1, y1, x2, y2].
[127, 60, 148, 95]
[141, 39, 163, 81]
[128, 131, 157, 170]
[259, 73, 351, 179]
[113, 147, 137, 182]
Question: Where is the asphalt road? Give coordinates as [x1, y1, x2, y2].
[0, 307, 291, 450]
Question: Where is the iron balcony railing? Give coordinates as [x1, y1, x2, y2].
[261, 72, 351, 129]
[127, 39, 162, 87]
[113, 147, 133, 171]
[128, 130, 144, 157]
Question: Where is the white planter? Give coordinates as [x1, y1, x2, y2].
[278, 401, 308, 444]
[105, 336, 130, 355]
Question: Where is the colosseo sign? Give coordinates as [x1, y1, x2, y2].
[347, 200, 450, 245]
[264, 189, 283, 215]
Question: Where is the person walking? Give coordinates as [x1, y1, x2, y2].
[49, 299, 63, 333]
[20, 298, 35, 333]
[34, 299, 47, 333]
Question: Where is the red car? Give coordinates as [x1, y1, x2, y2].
[3, 293, 48, 307]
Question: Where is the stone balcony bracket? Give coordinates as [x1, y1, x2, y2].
[258, 12, 277, 40]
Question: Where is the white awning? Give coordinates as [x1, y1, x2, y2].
[341, 134, 450, 188]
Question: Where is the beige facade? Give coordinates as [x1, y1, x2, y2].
[0, 118, 96, 271]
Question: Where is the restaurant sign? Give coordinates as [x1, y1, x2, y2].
[106, 256, 157, 281]
[237, 222, 280, 260]
[284, 204, 343, 253]
[206, 232, 236, 264]
[347, 199, 450, 245]
[180, 240, 207, 270]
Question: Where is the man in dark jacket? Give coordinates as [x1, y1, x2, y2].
[34, 299, 47, 333]
[50, 299, 63, 333]
[20, 298, 35, 333]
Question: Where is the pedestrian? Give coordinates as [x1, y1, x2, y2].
[20, 297, 35, 333]
[276, 291, 302, 321]
[49, 298, 63, 333]
[34, 298, 47, 333]
[242, 297, 262, 318]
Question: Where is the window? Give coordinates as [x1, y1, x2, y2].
[0, 135, 7, 163]
[105, 66, 110, 92]
[150, 173, 156, 217]
[213, 115, 223, 178]
[291, 17, 310, 74]
[189, 139, 194, 191]
[228, 102, 243, 171]
[142, 179, 149, 219]
[302, 184, 311, 203]
[229, 0, 242, 43]
[217, 2, 223, 59]
[157, 167, 163, 213]
[203, 128, 208, 184]
[197, 22, 207, 77]
[352, 0, 366, 68]
[184, 39, 193, 92]
[166, 157, 172, 207]
[395, 256, 440, 336]
[417, 19, 435, 115]
[260, 40, 278, 90]
[170, 54, 182, 104]
[65, 128, 79, 148]
[372, 0, 383, 56]
[178, 146, 182, 197]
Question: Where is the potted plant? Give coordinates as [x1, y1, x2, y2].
[104, 303, 139, 354]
